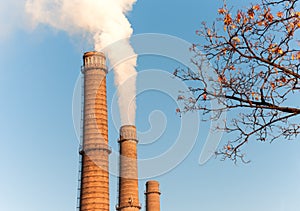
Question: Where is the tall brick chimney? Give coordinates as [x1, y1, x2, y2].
[117, 125, 141, 211]
[145, 180, 161, 211]
[79, 51, 111, 211]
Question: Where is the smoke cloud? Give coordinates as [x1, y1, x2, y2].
[0, 1, 27, 41]
[25, 0, 137, 125]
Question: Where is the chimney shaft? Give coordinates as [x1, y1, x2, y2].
[145, 181, 161, 211]
[117, 125, 141, 211]
[79, 51, 110, 211]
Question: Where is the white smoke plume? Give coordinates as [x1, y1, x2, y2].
[25, 0, 137, 125]
[0, 1, 27, 41]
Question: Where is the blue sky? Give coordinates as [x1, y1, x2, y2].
[1, 0, 300, 211]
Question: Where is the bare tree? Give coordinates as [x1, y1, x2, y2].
[175, 0, 300, 162]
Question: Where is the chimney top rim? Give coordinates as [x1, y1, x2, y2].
[120, 125, 136, 130]
[83, 51, 105, 57]
[146, 180, 160, 188]
[146, 180, 159, 184]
